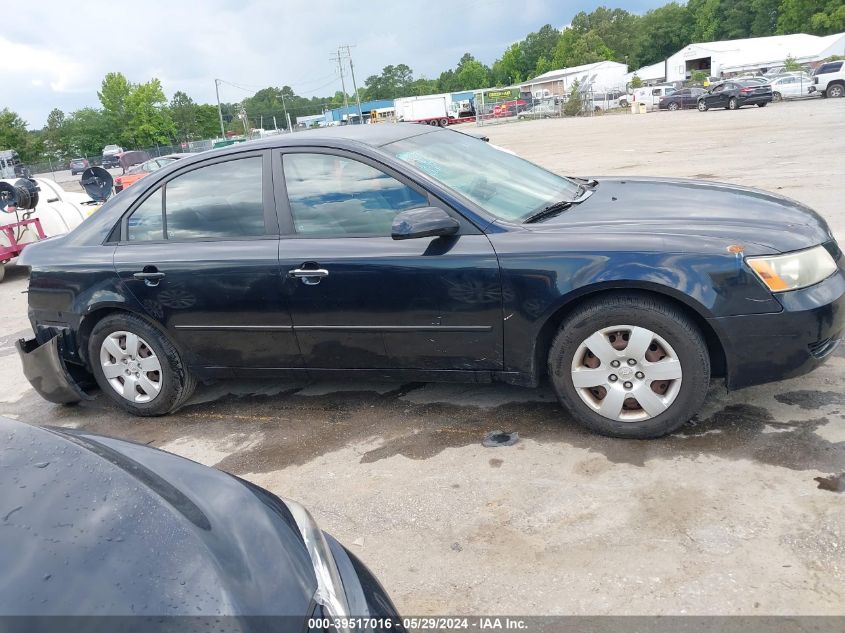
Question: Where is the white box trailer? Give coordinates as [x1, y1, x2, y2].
[394, 94, 475, 127]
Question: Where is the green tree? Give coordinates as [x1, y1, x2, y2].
[630, 74, 643, 88]
[63, 108, 113, 157]
[633, 2, 693, 66]
[564, 81, 583, 116]
[124, 79, 174, 146]
[0, 109, 37, 162]
[98, 72, 131, 141]
[491, 43, 523, 86]
[571, 7, 641, 64]
[454, 59, 490, 90]
[521, 24, 562, 77]
[778, 0, 845, 34]
[783, 55, 802, 71]
[170, 91, 197, 142]
[553, 29, 614, 68]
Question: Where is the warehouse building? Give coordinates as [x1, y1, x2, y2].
[665, 32, 845, 82]
[520, 60, 629, 97]
[622, 60, 667, 87]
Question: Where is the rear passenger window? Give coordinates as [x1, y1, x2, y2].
[127, 189, 163, 241]
[165, 157, 265, 240]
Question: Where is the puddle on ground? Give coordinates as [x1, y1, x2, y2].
[775, 390, 845, 410]
[814, 473, 845, 493]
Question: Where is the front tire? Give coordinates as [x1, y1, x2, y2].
[548, 294, 711, 439]
[89, 312, 196, 416]
[697, 100, 708, 112]
[828, 84, 844, 98]
[772, 92, 782, 102]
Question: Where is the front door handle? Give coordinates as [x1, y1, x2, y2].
[133, 271, 166, 287]
[288, 268, 329, 286]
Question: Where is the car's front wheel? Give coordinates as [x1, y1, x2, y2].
[827, 84, 844, 98]
[89, 312, 196, 416]
[697, 100, 708, 112]
[548, 294, 710, 438]
[668, 101, 679, 111]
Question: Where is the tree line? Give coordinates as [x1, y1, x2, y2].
[2, 0, 843, 164]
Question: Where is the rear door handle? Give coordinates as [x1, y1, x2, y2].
[288, 268, 329, 285]
[133, 271, 166, 286]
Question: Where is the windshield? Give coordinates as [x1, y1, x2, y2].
[383, 130, 580, 222]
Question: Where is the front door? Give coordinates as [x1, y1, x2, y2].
[113, 151, 303, 371]
[274, 149, 503, 374]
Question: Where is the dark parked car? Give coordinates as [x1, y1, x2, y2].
[69, 157, 90, 175]
[659, 87, 705, 111]
[118, 149, 152, 173]
[0, 417, 401, 626]
[16, 125, 844, 438]
[697, 80, 773, 111]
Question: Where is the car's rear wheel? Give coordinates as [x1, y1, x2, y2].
[697, 100, 708, 112]
[757, 102, 768, 107]
[89, 312, 196, 416]
[728, 97, 738, 110]
[668, 101, 679, 111]
[772, 92, 782, 102]
[548, 294, 710, 438]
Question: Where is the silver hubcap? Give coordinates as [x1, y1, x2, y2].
[100, 331, 163, 403]
[698, 101, 706, 111]
[570, 325, 683, 422]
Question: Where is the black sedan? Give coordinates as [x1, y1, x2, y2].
[0, 417, 401, 628]
[16, 125, 844, 438]
[697, 80, 773, 111]
[658, 87, 705, 111]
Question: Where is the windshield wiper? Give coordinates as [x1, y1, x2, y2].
[523, 185, 592, 224]
[523, 199, 576, 224]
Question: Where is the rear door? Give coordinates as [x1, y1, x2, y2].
[274, 148, 503, 374]
[113, 150, 303, 371]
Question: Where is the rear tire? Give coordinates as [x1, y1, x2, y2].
[757, 102, 768, 107]
[728, 97, 738, 110]
[547, 294, 711, 439]
[772, 92, 782, 102]
[88, 312, 196, 416]
[438, 118, 449, 127]
[668, 101, 679, 111]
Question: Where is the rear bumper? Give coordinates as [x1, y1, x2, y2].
[713, 270, 845, 390]
[15, 333, 95, 404]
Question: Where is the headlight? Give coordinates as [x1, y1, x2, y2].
[747, 245, 837, 292]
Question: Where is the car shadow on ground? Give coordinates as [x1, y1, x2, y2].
[14, 366, 844, 484]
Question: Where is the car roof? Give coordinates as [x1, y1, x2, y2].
[240, 122, 435, 150]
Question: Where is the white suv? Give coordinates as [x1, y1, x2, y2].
[809, 60, 845, 98]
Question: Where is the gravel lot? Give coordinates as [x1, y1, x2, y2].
[2, 98, 844, 616]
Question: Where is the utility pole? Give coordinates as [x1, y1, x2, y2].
[280, 91, 289, 130]
[341, 45, 364, 125]
[214, 79, 226, 139]
[331, 49, 350, 122]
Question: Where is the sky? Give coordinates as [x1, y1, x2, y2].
[7, 0, 666, 128]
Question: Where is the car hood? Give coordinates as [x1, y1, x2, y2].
[0, 418, 317, 616]
[524, 177, 834, 253]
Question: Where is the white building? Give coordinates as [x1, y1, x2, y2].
[520, 60, 629, 97]
[622, 60, 667, 86]
[665, 32, 845, 82]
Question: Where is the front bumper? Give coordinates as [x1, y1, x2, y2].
[15, 333, 95, 404]
[712, 269, 845, 390]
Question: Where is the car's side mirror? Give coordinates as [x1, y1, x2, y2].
[391, 207, 459, 240]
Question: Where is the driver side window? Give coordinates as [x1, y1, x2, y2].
[282, 153, 428, 237]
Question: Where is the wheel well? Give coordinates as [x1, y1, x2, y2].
[77, 307, 130, 367]
[533, 288, 727, 381]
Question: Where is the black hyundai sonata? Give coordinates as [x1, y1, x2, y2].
[16, 124, 845, 438]
[0, 417, 400, 628]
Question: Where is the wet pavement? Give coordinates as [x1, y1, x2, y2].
[2, 99, 844, 615]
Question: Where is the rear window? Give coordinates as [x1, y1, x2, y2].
[816, 61, 843, 75]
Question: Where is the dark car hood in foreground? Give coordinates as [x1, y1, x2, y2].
[527, 177, 833, 253]
[0, 418, 317, 616]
